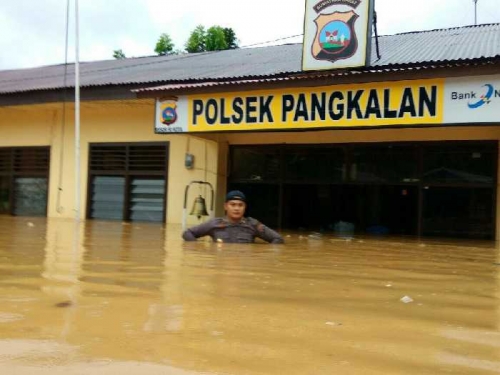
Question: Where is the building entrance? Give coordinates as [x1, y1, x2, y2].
[228, 141, 497, 239]
[281, 184, 418, 235]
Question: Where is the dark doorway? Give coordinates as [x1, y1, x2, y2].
[282, 185, 351, 231]
[423, 187, 494, 239]
[359, 185, 418, 236]
[228, 141, 497, 239]
[227, 183, 280, 229]
[281, 184, 417, 235]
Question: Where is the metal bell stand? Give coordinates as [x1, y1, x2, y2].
[182, 180, 214, 231]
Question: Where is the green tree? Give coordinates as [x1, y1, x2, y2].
[185, 25, 206, 53]
[205, 26, 228, 51]
[155, 33, 175, 55]
[113, 49, 126, 59]
[223, 27, 238, 49]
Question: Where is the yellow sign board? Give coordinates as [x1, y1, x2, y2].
[185, 79, 444, 132]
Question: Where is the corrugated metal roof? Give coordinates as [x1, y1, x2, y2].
[133, 58, 500, 93]
[1, 23, 500, 95]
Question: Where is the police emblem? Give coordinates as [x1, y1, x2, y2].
[302, 0, 373, 71]
[312, 10, 359, 63]
[161, 100, 178, 125]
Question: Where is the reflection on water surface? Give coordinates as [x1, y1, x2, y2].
[0, 216, 499, 374]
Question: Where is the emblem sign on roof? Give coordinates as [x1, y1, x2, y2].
[302, 0, 375, 71]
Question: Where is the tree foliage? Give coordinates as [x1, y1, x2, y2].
[185, 25, 239, 53]
[185, 25, 206, 53]
[205, 26, 228, 51]
[154, 33, 175, 55]
[223, 27, 238, 49]
[113, 49, 126, 59]
[116, 26, 239, 58]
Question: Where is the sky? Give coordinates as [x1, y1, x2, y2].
[0, 0, 499, 71]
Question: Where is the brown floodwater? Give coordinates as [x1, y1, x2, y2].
[0, 216, 499, 375]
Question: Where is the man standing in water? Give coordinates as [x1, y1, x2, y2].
[182, 190, 284, 244]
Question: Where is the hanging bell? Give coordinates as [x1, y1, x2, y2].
[190, 195, 209, 219]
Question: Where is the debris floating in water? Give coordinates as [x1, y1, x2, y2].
[308, 232, 322, 240]
[325, 321, 342, 326]
[0, 312, 24, 323]
[400, 296, 414, 304]
[55, 301, 73, 308]
[27, 222, 35, 227]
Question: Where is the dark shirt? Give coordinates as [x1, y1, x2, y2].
[182, 217, 284, 244]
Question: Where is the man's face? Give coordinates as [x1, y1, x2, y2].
[224, 200, 246, 221]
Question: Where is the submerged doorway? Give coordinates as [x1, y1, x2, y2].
[281, 184, 418, 235]
[228, 141, 497, 239]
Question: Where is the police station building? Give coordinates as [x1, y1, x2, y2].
[1, 18, 500, 239]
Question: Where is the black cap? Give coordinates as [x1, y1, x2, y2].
[225, 190, 246, 203]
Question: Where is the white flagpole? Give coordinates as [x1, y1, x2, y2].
[474, 0, 478, 25]
[74, 0, 81, 221]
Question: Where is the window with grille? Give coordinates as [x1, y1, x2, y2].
[0, 147, 50, 216]
[88, 143, 169, 223]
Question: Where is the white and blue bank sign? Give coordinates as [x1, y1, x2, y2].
[444, 75, 500, 124]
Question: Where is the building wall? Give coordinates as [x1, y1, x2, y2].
[0, 100, 221, 226]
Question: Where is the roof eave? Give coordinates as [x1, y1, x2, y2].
[134, 56, 500, 98]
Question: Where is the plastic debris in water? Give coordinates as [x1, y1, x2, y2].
[0, 313, 24, 323]
[27, 222, 35, 227]
[308, 233, 322, 240]
[400, 296, 414, 304]
[216, 238, 223, 243]
[55, 301, 73, 308]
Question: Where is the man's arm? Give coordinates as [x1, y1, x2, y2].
[182, 219, 217, 241]
[252, 220, 284, 244]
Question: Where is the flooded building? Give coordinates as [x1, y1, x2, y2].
[1, 24, 500, 239]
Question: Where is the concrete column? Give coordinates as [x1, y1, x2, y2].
[215, 140, 229, 217]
